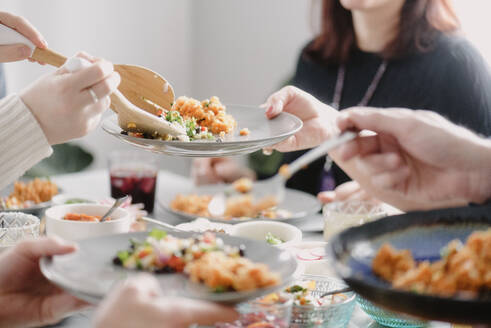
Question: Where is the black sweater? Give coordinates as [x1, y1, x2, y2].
[282, 35, 491, 195]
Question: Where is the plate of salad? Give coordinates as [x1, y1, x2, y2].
[40, 229, 298, 304]
[102, 100, 302, 157]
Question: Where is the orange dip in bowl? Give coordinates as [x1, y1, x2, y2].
[63, 213, 111, 222]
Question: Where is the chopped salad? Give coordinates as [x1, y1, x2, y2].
[122, 96, 237, 142]
[113, 229, 241, 274]
[113, 229, 280, 292]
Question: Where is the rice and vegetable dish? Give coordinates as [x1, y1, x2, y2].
[122, 96, 241, 142]
[113, 229, 280, 292]
[372, 228, 491, 297]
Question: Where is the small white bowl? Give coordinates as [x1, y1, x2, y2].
[45, 204, 131, 241]
[230, 220, 302, 247]
[51, 194, 98, 206]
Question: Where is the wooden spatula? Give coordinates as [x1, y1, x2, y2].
[0, 24, 174, 114]
[32, 47, 174, 115]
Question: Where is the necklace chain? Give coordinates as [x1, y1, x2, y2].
[331, 60, 388, 110]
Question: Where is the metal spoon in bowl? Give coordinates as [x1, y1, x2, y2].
[100, 196, 129, 222]
[208, 131, 358, 217]
[319, 287, 353, 298]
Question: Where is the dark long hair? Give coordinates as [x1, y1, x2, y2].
[306, 0, 460, 64]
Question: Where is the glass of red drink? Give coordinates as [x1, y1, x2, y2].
[109, 152, 158, 213]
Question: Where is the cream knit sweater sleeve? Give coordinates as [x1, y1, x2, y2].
[0, 94, 52, 190]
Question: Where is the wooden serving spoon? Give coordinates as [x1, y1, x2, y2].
[40, 50, 186, 138]
[0, 24, 185, 137]
[32, 47, 174, 116]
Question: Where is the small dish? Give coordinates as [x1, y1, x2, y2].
[51, 194, 98, 206]
[287, 275, 356, 328]
[0, 212, 39, 250]
[216, 292, 293, 328]
[230, 221, 302, 247]
[45, 204, 131, 241]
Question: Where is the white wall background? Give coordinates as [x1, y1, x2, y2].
[2, 1, 490, 176]
[1, 0, 315, 175]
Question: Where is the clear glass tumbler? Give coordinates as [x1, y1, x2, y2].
[323, 200, 387, 241]
[109, 151, 158, 213]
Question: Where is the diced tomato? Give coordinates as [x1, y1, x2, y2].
[202, 232, 215, 243]
[138, 249, 151, 259]
[168, 255, 185, 272]
[200, 126, 206, 132]
[157, 109, 163, 116]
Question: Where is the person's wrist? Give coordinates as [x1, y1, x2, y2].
[465, 139, 491, 204]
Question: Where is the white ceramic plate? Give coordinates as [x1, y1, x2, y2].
[102, 104, 302, 157]
[40, 231, 298, 304]
[159, 184, 321, 224]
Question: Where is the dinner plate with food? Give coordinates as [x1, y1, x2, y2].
[328, 204, 491, 324]
[159, 178, 321, 224]
[40, 228, 298, 304]
[102, 96, 303, 157]
[0, 178, 59, 216]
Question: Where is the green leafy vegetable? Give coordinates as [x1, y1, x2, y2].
[285, 285, 306, 293]
[149, 229, 167, 240]
[265, 232, 284, 245]
[213, 286, 227, 293]
[165, 111, 184, 124]
[117, 250, 130, 262]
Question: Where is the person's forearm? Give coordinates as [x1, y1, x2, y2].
[0, 94, 52, 190]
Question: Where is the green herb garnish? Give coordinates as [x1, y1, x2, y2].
[265, 232, 284, 245]
[285, 285, 306, 293]
[165, 111, 183, 124]
[213, 286, 227, 293]
[149, 229, 167, 240]
[117, 250, 130, 262]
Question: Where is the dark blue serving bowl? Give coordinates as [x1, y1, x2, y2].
[328, 204, 491, 324]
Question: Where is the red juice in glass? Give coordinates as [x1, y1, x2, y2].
[109, 152, 158, 213]
[110, 168, 156, 213]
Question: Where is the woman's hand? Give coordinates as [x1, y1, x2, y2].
[0, 237, 89, 328]
[93, 275, 238, 328]
[0, 11, 47, 63]
[192, 158, 256, 185]
[263, 86, 340, 152]
[20, 52, 120, 145]
[332, 107, 491, 210]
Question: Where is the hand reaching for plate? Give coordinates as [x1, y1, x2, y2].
[192, 157, 256, 185]
[263, 86, 340, 152]
[332, 107, 491, 210]
[0, 237, 89, 328]
[93, 274, 238, 328]
[317, 180, 376, 203]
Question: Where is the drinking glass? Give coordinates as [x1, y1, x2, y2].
[0, 212, 39, 250]
[109, 151, 158, 213]
[323, 200, 387, 241]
